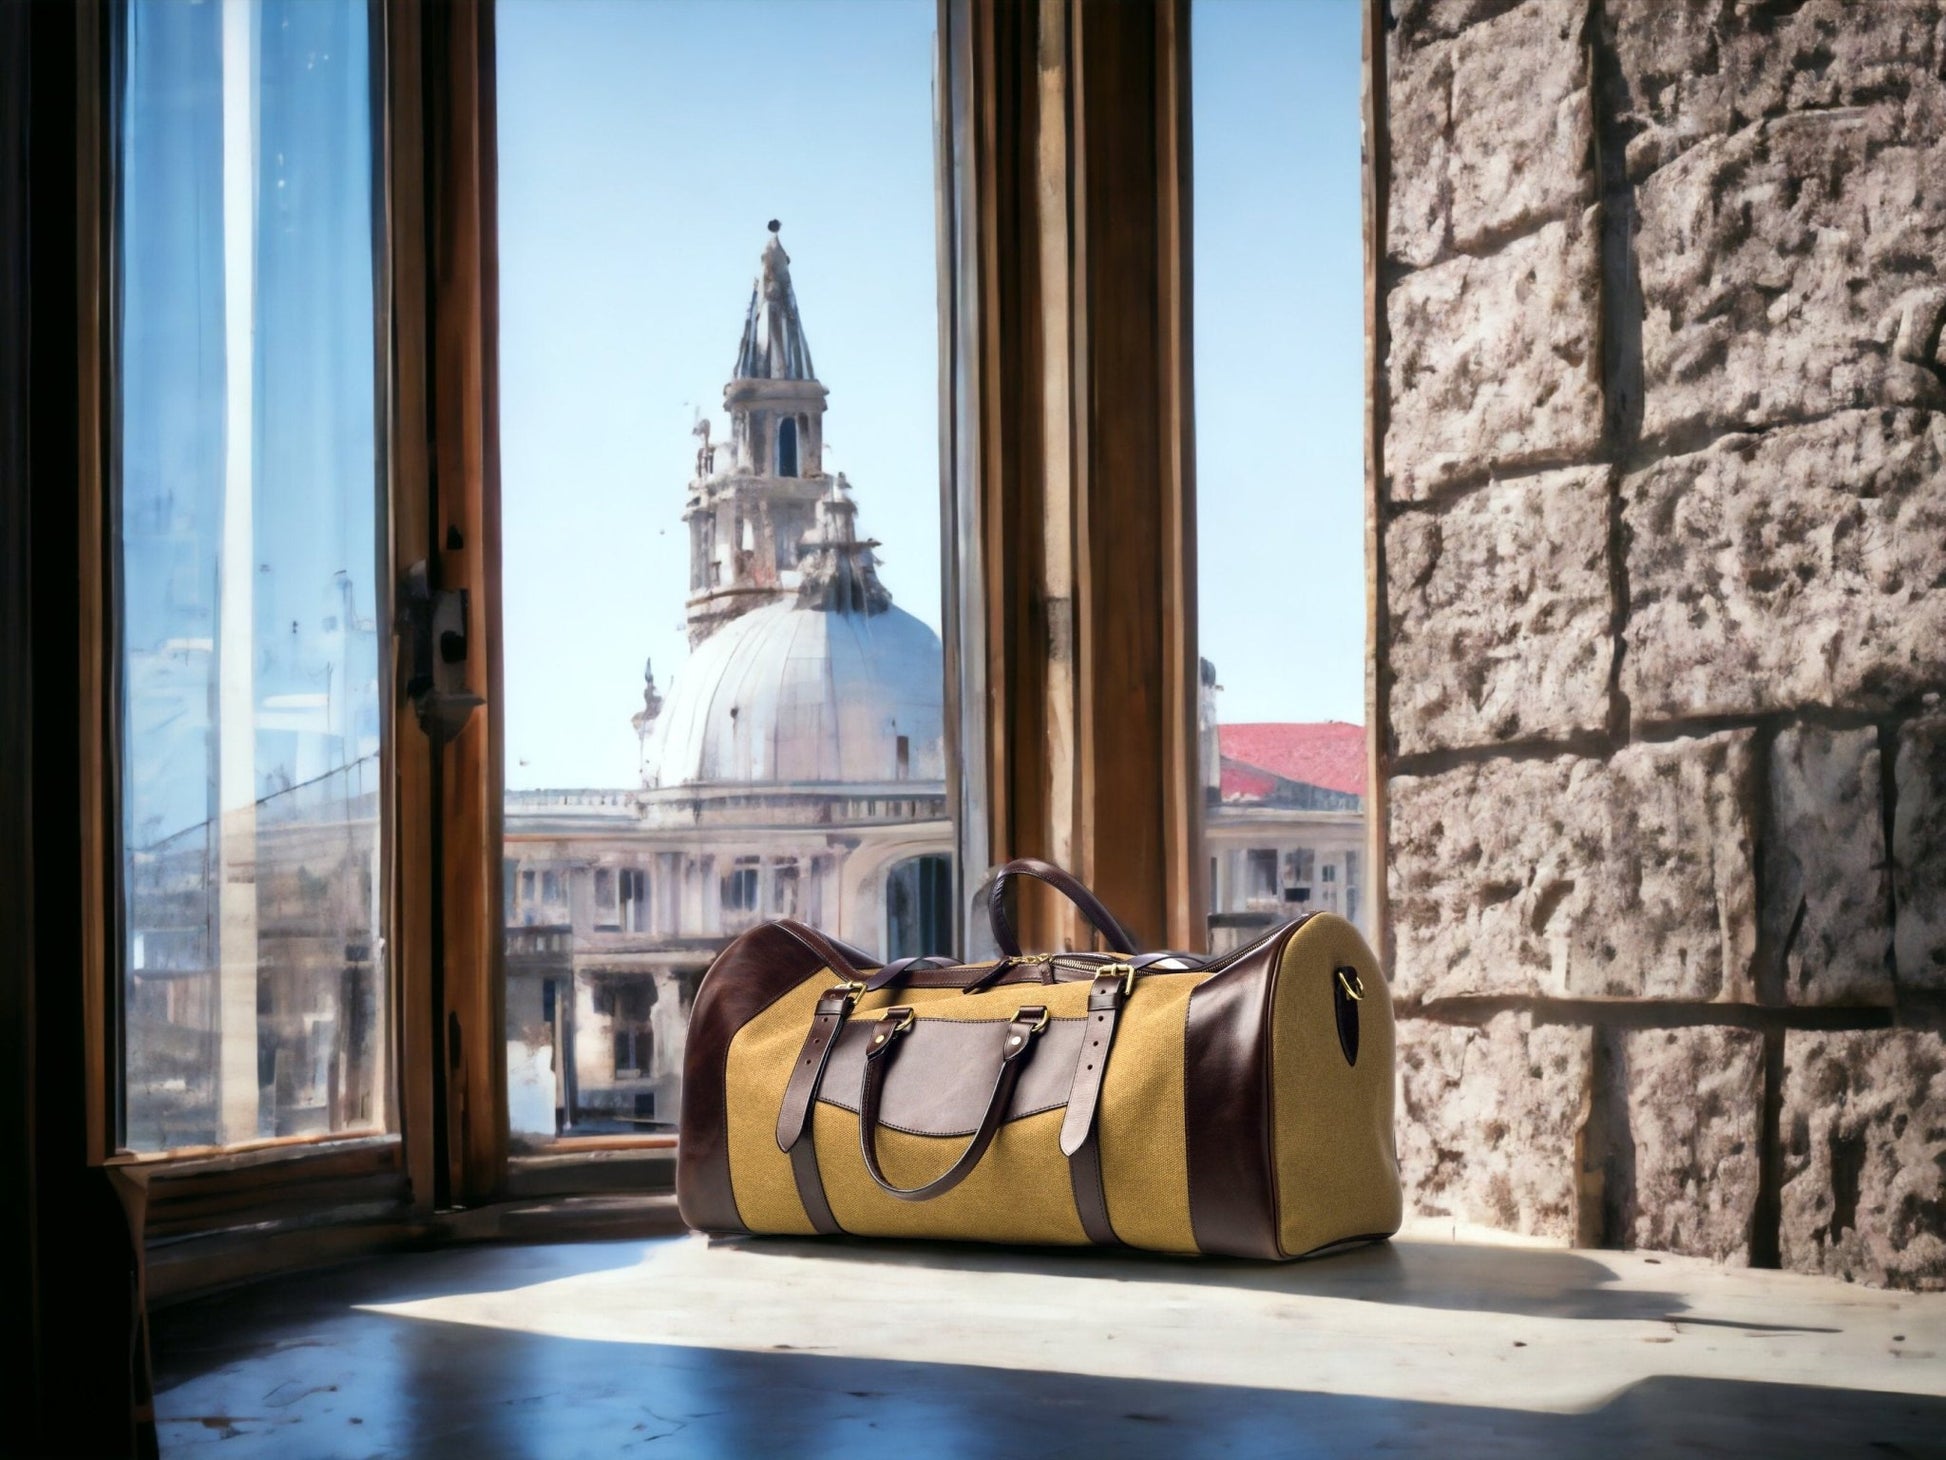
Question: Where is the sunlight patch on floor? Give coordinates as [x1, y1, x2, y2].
[356, 1233, 1944, 1417]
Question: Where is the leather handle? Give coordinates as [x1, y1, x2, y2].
[863, 953, 959, 994]
[855, 1007, 1048, 1201]
[987, 858, 1139, 958]
[776, 919, 871, 986]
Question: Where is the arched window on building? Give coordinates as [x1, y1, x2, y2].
[777, 416, 799, 477]
[885, 854, 952, 961]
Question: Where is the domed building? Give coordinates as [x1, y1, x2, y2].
[502, 228, 953, 1139]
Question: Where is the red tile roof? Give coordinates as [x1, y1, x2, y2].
[1219, 722, 1367, 798]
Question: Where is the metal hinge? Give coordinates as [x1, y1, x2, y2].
[399, 559, 483, 740]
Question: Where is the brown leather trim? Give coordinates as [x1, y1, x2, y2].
[1182, 915, 1313, 1259]
[1059, 972, 1125, 1156]
[1068, 1129, 1118, 1245]
[676, 922, 833, 1234]
[790, 1135, 843, 1235]
[776, 989, 854, 1151]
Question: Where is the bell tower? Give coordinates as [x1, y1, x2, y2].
[682, 222, 833, 646]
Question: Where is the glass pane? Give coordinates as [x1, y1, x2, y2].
[1192, 0, 1369, 955]
[497, 0, 948, 1145]
[118, 0, 386, 1151]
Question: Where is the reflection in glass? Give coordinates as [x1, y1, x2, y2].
[118, 0, 385, 1151]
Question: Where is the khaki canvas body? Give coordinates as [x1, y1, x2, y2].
[678, 904, 1402, 1260]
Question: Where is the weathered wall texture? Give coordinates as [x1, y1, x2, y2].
[1377, 0, 1946, 1289]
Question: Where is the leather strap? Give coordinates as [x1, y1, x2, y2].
[776, 987, 857, 1152]
[790, 1137, 842, 1235]
[1060, 971, 1127, 1157]
[1060, 969, 1130, 1246]
[864, 954, 958, 994]
[776, 984, 858, 1236]
[775, 919, 871, 985]
[856, 1006, 1048, 1201]
[987, 858, 1139, 957]
[1055, 956, 1198, 1244]
[1068, 1126, 1117, 1245]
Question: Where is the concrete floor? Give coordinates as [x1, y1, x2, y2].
[152, 1229, 1946, 1458]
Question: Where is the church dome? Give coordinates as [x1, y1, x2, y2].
[642, 596, 944, 788]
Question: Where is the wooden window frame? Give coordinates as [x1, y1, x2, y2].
[940, 0, 1205, 955]
[53, 0, 1246, 1285]
[66, 0, 515, 1256]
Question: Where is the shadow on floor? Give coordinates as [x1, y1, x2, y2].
[715, 1233, 1839, 1331]
[152, 1313, 1946, 1460]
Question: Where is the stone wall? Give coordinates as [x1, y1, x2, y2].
[1376, 0, 1946, 1289]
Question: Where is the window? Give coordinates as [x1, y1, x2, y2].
[496, 0, 953, 1148]
[115, 0, 386, 1152]
[593, 867, 619, 930]
[1194, 1, 1369, 943]
[722, 859, 760, 915]
[1321, 863, 1337, 883]
[620, 867, 648, 933]
[886, 854, 953, 961]
[777, 416, 799, 477]
[1244, 849, 1280, 906]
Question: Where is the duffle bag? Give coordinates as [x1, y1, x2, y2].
[676, 857, 1401, 1259]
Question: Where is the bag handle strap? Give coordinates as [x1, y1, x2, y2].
[987, 857, 1139, 958]
[775, 919, 872, 985]
[854, 1004, 1050, 1201]
[862, 953, 959, 994]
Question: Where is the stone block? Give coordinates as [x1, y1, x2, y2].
[1618, 1026, 1764, 1264]
[1385, 37, 1452, 271]
[1388, 732, 1758, 1003]
[1606, 0, 1946, 181]
[1385, 466, 1612, 755]
[1385, 210, 1604, 500]
[1388, 0, 1595, 268]
[1764, 726, 1893, 1006]
[1636, 113, 1946, 445]
[1622, 410, 1946, 722]
[1397, 1013, 1592, 1241]
[1894, 712, 1946, 991]
[1390, 0, 1530, 52]
[1781, 1030, 1946, 1291]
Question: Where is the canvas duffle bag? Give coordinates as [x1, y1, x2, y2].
[676, 857, 1401, 1259]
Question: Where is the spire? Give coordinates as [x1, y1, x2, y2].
[796, 475, 893, 616]
[733, 221, 816, 381]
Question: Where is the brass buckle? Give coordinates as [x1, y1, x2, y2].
[829, 979, 866, 1009]
[1336, 967, 1365, 1002]
[869, 1006, 916, 1053]
[1015, 1005, 1051, 1035]
[1101, 961, 1139, 998]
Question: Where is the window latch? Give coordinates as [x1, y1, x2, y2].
[399, 559, 484, 740]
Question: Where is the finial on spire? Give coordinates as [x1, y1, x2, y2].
[767, 218, 781, 234]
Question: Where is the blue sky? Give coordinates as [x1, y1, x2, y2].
[497, 0, 1363, 789]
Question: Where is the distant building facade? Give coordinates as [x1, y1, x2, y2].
[1203, 709, 1367, 954]
[502, 227, 1368, 1139]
